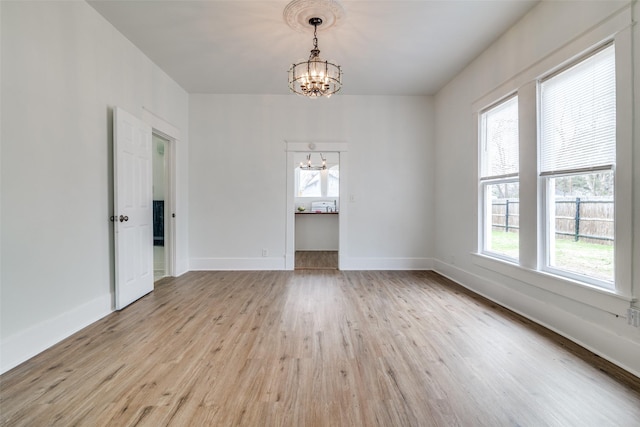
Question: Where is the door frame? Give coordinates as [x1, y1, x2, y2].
[142, 107, 179, 277]
[285, 141, 348, 270]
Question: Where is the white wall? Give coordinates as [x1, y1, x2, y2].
[433, 0, 640, 376]
[188, 95, 435, 270]
[0, 1, 189, 373]
[295, 214, 339, 251]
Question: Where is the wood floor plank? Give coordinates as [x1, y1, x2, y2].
[1, 270, 639, 426]
[295, 251, 338, 270]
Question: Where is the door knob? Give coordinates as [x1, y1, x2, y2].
[119, 215, 129, 222]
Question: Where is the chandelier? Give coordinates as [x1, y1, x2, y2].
[299, 153, 327, 170]
[288, 17, 342, 98]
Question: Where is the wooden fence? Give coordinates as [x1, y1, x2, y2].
[492, 198, 613, 244]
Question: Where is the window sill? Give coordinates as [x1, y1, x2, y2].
[471, 253, 633, 316]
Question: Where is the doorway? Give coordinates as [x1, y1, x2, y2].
[294, 151, 339, 270]
[285, 141, 348, 270]
[142, 107, 178, 282]
[152, 134, 169, 281]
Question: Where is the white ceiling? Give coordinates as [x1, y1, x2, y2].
[88, 0, 539, 96]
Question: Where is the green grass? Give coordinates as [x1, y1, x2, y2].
[490, 230, 613, 282]
[490, 231, 519, 258]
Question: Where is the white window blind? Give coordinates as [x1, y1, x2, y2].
[540, 44, 616, 175]
[480, 96, 519, 180]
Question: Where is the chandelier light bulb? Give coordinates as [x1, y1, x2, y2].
[299, 153, 327, 170]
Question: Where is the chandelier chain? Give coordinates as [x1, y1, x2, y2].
[313, 23, 318, 49]
[310, 21, 320, 59]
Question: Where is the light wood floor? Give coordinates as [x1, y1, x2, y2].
[295, 251, 338, 270]
[2, 271, 639, 426]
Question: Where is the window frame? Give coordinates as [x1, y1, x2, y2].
[538, 43, 617, 290]
[478, 94, 520, 262]
[480, 178, 520, 261]
[327, 165, 339, 198]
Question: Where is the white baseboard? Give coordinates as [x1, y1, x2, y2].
[174, 259, 189, 276]
[189, 256, 434, 272]
[432, 259, 640, 379]
[189, 257, 287, 271]
[1, 293, 113, 375]
[340, 257, 434, 271]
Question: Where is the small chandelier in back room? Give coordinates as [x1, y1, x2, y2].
[299, 153, 327, 170]
[288, 17, 342, 98]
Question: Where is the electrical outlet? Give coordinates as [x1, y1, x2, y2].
[627, 308, 640, 327]
[262, 248, 268, 257]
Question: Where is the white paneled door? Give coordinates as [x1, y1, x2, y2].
[114, 107, 154, 310]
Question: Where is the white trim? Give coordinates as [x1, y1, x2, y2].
[285, 140, 348, 153]
[518, 81, 538, 270]
[142, 107, 181, 141]
[189, 257, 286, 271]
[188, 256, 434, 272]
[539, 164, 615, 177]
[479, 173, 519, 182]
[433, 259, 640, 379]
[471, 253, 633, 315]
[612, 24, 634, 298]
[286, 151, 296, 270]
[165, 137, 177, 277]
[142, 107, 180, 278]
[339, 257, 434, 271]
[0, 294, 112, 374]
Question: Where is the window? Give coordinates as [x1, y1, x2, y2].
[472, 18, 632, 303]
[540, 44, 615, 287]
[480, 96, 519, 260]
[297, 169, 321, 197]
[296, 164, 339, 198]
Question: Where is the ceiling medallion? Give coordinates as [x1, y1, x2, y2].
[283, 0, 345, 33]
